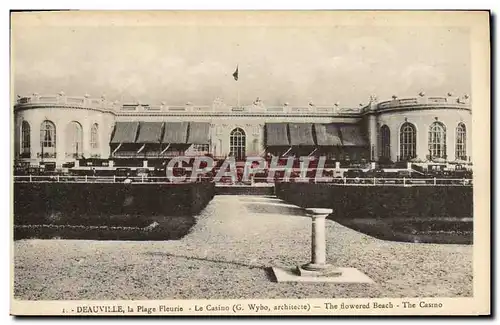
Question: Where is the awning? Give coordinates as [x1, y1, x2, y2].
[265, 123, 290, 146]
[339, 125, 368, 146]
[136, 122, 164, 143]
[110, 122, 139, 144]
[163, 122, 189, 144]
[187, 122, 211, 145]
[288, 123, 315, 146]
[314, 123, 342, 146]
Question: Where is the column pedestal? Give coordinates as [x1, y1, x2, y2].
[271, 206, 374, 284]
[296, 208, 342, 277]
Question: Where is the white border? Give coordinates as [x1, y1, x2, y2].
[2, 1, 497, 324]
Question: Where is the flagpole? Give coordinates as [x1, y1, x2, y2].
[233, 64, 240, 107]
[237, 65, 240, 107]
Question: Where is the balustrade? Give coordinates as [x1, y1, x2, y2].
[15, 93, 469, 115]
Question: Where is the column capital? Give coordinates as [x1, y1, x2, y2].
[305, 208, 332, 216]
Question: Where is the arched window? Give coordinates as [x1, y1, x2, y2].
[40, 120, 56, 158]
[21, 121, 31, 157]
[90, 123, 99, 150]
[455, 123, 467, 160]
[230, 128, 246, 161]
[65, 121, 83, 159]
[380, 125, 391, 160]
[428, 122, 446, 159]
[399, 122, 416, 161]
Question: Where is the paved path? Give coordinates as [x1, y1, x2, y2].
[169, 196, 316, 271]
[14, 195, 472, 300]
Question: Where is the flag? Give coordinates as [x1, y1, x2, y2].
[232, 65, 239, 81]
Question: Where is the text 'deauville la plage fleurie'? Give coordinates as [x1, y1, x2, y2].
[69, 301, 444, 314]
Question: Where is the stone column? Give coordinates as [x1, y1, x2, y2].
[31, 118, 41, 165]
[81, 120, 90, 159]
[310, 211, 327, 265]
[14, 116, 21, 159]
[56, 118, 66, 167]
[298, 208, 342, 277]
[368, 114, 378, 161]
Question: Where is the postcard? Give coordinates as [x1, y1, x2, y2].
[10, 10, 490, 316]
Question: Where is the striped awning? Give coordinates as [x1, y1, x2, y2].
[163, 122, 189, 144]
[288, 123, 315, 146]
[110, 122, 139, 144]
[265, 123, 290, 146]
[136, 122, 164, 143]
[314, 124, 342, 146]
[339, 125, 368, 146]
[187, 122, 211, 145]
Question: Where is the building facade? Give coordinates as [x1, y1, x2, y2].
[13, 92, 472, 168]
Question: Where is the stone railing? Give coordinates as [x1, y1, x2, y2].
[116, 104, 359, 115]
[376, 95, 471, 111]
[15, 94, 367, 115]
[16, 93, 471, 116]
[15, 93, 118, 113]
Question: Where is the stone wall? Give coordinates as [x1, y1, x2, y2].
[14, 106, 115, 166]
[375, 108, 472, 162]
[13, 93, 472, 166]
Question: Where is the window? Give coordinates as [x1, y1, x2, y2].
[230, 128, 246, 160]
[428, 122, 446, 159]
[455, 123, 466, 160]
[21, 121, 30, 156]
[90, 123, 99, 150]
[65, 121, 83, 159]
[399, 122, 416, 160]
[380, 125, 391, 160]
[40, 120, 56, 149]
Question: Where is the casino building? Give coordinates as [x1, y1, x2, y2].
[13, 91, 472, 169]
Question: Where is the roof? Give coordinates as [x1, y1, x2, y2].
[265, 123, 290, 146]
[136, 122, 164, 143]
[288, 123, 315, 146]
[314, 123, 342, 146]
[163, 122, 189, 144]
[187, 122, 211, 145]
[110, 122, 139, 144]
[339, 124, 368, 146]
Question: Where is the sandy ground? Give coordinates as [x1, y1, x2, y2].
[13, 195, 472, 300]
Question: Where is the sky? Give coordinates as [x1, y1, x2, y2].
[11, 13, 471, 107]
